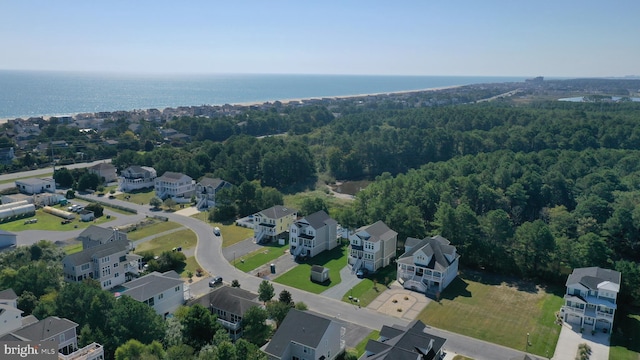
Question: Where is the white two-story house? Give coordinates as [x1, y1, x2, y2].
[62, 239, 140, 290]
[348, 221, 397, 273]
[561, 266, 621, 333]
[396, 235, 459, 294]
[253, 205, 298, 244]
[195, 177, 233, 210]
[119, 270, 185, 319]
[289, 210, 338, 259]
[154, 171, 195, 202]
[119, 165, 157, 192]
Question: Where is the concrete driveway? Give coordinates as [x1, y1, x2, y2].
[552, 321, 610, 360]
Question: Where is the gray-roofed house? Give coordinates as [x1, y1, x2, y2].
[263, 309, 345, 360]
[154, 171, 195, 202]
[362, 320, 446, 360]
[0, 229, 17, 248]
[195, 177, 233, 210]
[119, 271, 185, 318]
[290, 210, 339, 259]
[561, 266, 621, 332]
[396, 235, 459, 294]
[119, 165, 157, 192]
[62, 239, 138, 290]
[88, 162, 117, 183]
[348, 221, 397, 273]
[78, 225, 128, 249]
[253, 205, 298, 244]
[0, 288, 22, 336]
[4, 316, 79, 356]
[15, 177, 56, 195]
[189, 285, 262, 341]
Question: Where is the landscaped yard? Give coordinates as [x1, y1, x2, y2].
[609, 308, 640, 360]
[181, 256, 206, 279]
[134, 229, 197, 254]
[116, 188, 156, 206]
[234, 243, 288, 272]
[1, 208, 114, 232]
[273, 244, 348, 294]
[126, 221, 183, 241]
[341, 265, 397, 307]
[416, 271, 563, 358]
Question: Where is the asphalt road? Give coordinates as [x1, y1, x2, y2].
[0, 159, 112, 190]
[12, 192, 538, 360]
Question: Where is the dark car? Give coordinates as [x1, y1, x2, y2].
[356, 268, 368, 278]
[209, 276, 223, 287]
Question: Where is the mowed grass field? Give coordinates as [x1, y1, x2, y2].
[126, 221, 183, 241]
[235, 243, 288, 272]
[134, 228, 197, 254]
[273, 244, 348, 294]
[609, 309, 640, 360]
[416, 271, 563, 357]
[1, 208, 114, 232]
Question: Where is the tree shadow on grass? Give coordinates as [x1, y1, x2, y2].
[436, 277, 472, 301]
[462, 268, 541, 294]
[611, 306, 640, 353]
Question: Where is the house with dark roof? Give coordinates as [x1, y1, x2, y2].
[78, 225, 128, 249]
[119, 165, 157, 192]
[263, 309, 345, 360]
[0, 229, 17, 248]
[253, 205, 298, 244]
[119, 271, 185, 318]
[348, 221, 397, 273]
[0, 288, 22, 336]
[62, 239, 139, 290]
[290, 210, 339, 260]
[362, 320, 446, 360]
[561, 266, 621, 332]
[195, 177, 233, 210]
[154, 171, 195, 202]
[189, 286, 262, 341]
[396, 235, 459, 294]
[88, 162, 117, 183]
[1, 316, 79, 356]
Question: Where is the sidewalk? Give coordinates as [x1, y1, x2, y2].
[320, 265, 364, 300]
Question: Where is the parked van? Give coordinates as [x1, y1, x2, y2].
[213, 227, 221, 236]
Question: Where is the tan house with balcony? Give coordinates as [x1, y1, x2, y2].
[561, 266, 620, 332]
[348, 221, 397, 273]
[396, 235, 459, 294]
[253, 205, 297, 244]
[289, 210, 339, 259]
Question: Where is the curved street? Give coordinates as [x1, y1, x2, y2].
[12, 192, 536, 360]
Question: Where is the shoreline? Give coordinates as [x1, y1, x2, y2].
[0, 85, 463, 124]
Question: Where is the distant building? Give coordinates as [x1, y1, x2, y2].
[253, 205, 298, 244]
[15, 177, 56, 195]
[154, 171, 195, 202]
[88, 162, 117, 183]
[195, 177, 233, 210]
[78, 225, 128, 249]
[119, 165, 157, 192]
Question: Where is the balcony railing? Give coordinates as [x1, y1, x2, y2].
[597, 311, 614, 320]
[217, 318, 242, 331]
[58, 343, 103, 360]
[562, 306, 584, 316]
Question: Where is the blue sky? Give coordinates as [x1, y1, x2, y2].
[1, 1, 638, 77]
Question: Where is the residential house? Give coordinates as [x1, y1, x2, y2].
[0, 288, 22, 336]
[0, 229, 17, 248]
[119, 270, 185, 318]
[289, 210, 339, 259]
[561, 266, 621, 332]
[396, 235, 459, 294]
[348, 221, 397, 273]
[77, 225, 128, 249]
[118, 165, 157, 192]
[58, 342, 105, 360]
[15, 177, 56, 194]
[154, 171, 195, 202]
[1, 316, 79, 356]
[189, 286, 262, 341]
[253, 205, 298, 244]
[62, 239, 138, 290]
[79, 209, 95, 222]
[362, 320, 446, 360]
[195, 177, 233, 210]
[0, 147, 15, 165]
[263, 309, 345, 360]
[88, 163, 117, 183]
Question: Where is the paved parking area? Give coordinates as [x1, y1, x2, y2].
[552, 321, 610, 360]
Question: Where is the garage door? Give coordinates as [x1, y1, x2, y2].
[565, 313, 582, 326]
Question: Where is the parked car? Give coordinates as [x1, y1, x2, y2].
[213, 227, 221, 236]
[356, 268, 368, 278]
[209, 276, 223, 287]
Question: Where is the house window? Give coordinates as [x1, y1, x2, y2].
[114, 262, 119, 268]
[114, 273, 119, 278]
[81, 263, 90, 270]
[175, 286, 180, 292]
[59, 333, 65, 343]
[102, 256, 110, 263]
[158, 293, 163, 300]
[144, 297, 155, 306]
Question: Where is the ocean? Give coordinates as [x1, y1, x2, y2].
[0, 70, 526, 119]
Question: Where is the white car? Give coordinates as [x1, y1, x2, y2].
[213, 227, 221, 236]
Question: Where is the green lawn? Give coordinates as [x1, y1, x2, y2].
[283, 188, 354, 217]
[1, 208, 114, 232]
[610, 308, 640, 360]
[416, 271, 563, 357]
[353, 330, 379, 358]
[341, 265, 397, 307]
[234, 243, 288, 272]
[219, 224, 254, 248]
[126, 221, 183, 241]
[63, 242, 83, 255]
[134, 229, 197, 254]
[273, 245, 348, 294]
[116, 188, 157, 206]
[180, 256, 205, 278]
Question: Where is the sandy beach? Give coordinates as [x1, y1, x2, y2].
[0, 85, 462, 125]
